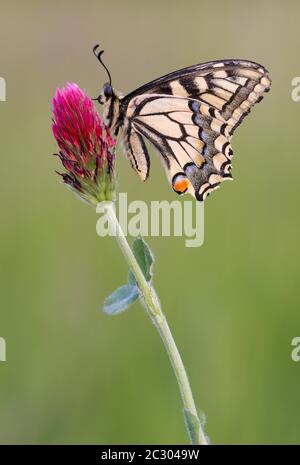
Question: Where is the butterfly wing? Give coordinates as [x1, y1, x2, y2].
[119, 59, 271, 200]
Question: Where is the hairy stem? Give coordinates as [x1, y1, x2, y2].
[103, 201, 208, 445]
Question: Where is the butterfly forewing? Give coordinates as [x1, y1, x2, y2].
[119, 59, 271, 200]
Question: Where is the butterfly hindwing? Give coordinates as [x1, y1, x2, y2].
[121, 118, 150, 181]
[124, 94, 232, 200]
[119, 59, 271, 200]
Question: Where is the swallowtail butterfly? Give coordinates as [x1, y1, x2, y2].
[93, 45, 271, 201]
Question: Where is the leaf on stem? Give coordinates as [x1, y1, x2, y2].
[183, 408, 201, 445]
[129, 237, 154, 283]
[103, 284, 139, 315]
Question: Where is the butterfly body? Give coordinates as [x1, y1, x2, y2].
[96, 52, 271, 201]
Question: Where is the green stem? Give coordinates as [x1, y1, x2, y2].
[103, 201, 208, 445]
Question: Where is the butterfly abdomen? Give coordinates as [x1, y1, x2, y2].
[103, 92, 122, 136]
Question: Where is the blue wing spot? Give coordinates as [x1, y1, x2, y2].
[189, 101, 200, 113]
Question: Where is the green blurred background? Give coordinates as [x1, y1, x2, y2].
[0, 0, 299, 444]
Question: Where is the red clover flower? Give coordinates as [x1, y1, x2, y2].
[52, 83, 116, 204]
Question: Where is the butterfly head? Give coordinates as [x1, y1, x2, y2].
[103, 82, 113, 99]
[93, 45, 121, 134]
[94, 82, 113, 104]
[94, 83, 120, 134]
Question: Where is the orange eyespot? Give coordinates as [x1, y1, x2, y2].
[173, 175, 190, 194]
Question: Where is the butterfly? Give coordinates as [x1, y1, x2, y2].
[93, 45, 271, 201]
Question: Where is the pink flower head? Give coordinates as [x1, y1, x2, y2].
[52, 83, 116, 203]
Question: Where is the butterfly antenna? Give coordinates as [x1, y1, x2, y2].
[93, 44, 112, 86]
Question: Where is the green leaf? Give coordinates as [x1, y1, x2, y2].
[183, 409, 201, 445]
[103, 284, 139, 315]
[131, 237, 154, 282]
